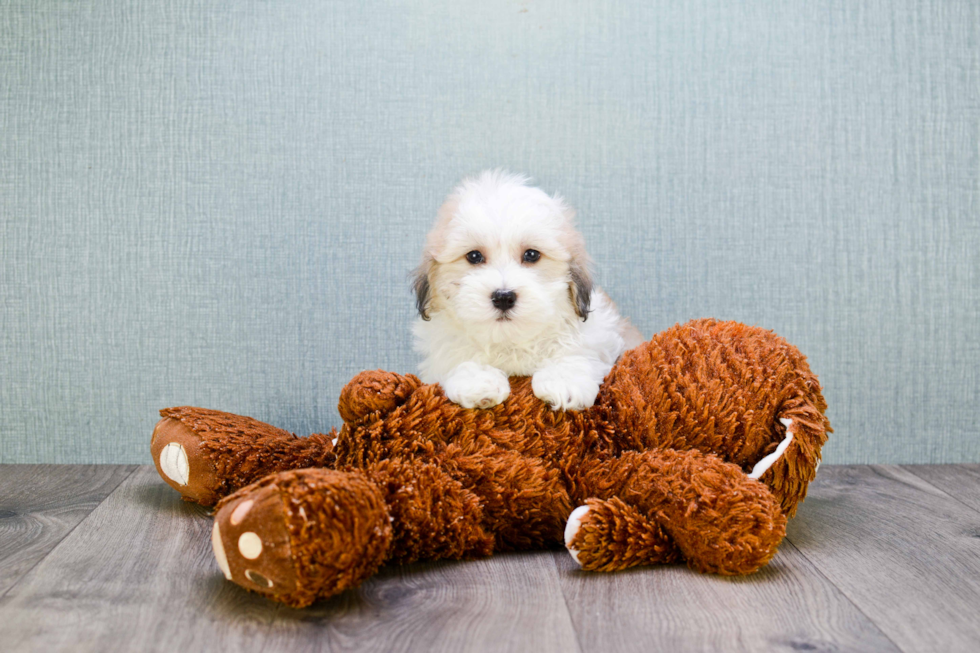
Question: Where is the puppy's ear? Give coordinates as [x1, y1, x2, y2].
[413, 194, 458, 320]
[569, 260, 593, 321]
[412, 256, 433, 320]
[558, 197, 593, 321]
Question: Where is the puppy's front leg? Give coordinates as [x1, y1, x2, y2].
[442, 361, 511, 409]
[532, 356, 607, 411]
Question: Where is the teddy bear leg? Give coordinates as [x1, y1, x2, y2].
[211, 460, 495, 607]
[563, 497, 681, 572]
[211, 468, 392, 608]
[573, 449, 787, 575]
[151, 406, 337, 506]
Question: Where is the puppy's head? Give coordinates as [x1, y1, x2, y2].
[413, 171, 593, 342]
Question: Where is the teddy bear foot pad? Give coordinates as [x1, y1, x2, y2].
[211, 481, 299, 597]
[151, 417, 223, 504]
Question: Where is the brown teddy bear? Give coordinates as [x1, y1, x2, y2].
[151, 319, 829, 608]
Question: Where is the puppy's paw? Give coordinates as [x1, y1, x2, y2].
[442, 362, 511, 409]
[532, 365, 600, 411]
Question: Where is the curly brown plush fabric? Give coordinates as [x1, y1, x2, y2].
[153, 319, 830, 607]
[567, 497, 682, 571]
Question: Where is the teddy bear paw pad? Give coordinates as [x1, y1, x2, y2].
[159, 442, 189, 486]
[212, 521, 232, 580]
[150, 416, 222, 504]
[564, 505, 591, 566]
[211, 485, 298, 597]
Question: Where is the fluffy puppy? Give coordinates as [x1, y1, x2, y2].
[412, 171, 643, 411]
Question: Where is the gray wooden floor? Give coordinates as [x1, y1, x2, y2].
[2, 465, 980, 652]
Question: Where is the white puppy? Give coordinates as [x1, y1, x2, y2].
[412, 171, 643, 411]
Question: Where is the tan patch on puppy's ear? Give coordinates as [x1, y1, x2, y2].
[412, 195, 459, 320]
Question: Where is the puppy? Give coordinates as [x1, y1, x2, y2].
[412, 170, 643, 411]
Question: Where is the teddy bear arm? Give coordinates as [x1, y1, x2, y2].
[573, 448, 787, 575]
[564, 497, 682, 571]
[753, 405, 831, 517]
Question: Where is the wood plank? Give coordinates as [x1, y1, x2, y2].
[554, 538, 897, 653]
[0, 464, 136, 597]
[268, 552, 581, 653]
[904, 464, 980, 514]
[0, 466, 580, 653]
[0, 466, 291, 652]
[785, 465, 980, 653]
[12, 463, 980, 652]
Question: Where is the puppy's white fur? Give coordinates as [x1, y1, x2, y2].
[413, 170, 643, 411]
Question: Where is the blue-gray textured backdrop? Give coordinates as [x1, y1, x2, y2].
[2, 0, 978, 464]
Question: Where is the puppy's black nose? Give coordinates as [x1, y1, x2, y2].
[491, 289, 517, 311]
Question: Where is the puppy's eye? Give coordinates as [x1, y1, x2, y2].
[465, 250, 485, 265]
[522, 249, 541, 264]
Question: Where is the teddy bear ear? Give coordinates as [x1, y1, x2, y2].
[339, 371, 423, 423]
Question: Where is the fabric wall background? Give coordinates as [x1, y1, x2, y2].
[2, 0, 977, 464]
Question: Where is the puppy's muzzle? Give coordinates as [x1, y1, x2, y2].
[491, 289, 517, 312]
